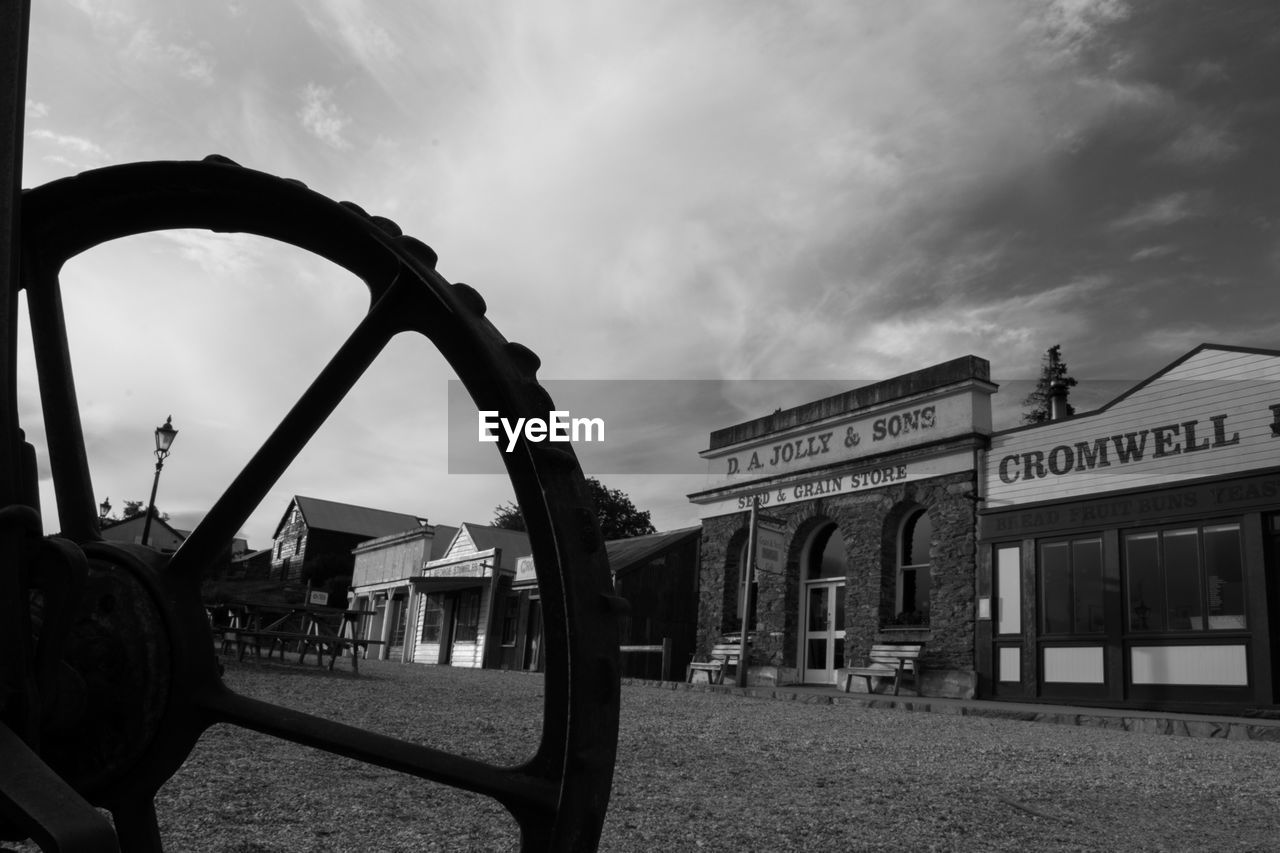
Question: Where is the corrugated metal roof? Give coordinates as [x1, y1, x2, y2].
[464, 523, 532, 561]
[605, 526, 701, 573]
[428, 525, 459, 559]
[284, 495, 424, 539]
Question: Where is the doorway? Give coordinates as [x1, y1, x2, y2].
[801, 523, 848, 684]
[803, 579, 846, 682]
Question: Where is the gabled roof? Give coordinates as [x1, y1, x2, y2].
[100, 513, 187, 542]
[454, 522, 532, 561]
[428, 525, 459, 560]
[996, 342, 1280, 436]
[275, 495, 425, 540]
[605, 526, 701, 574]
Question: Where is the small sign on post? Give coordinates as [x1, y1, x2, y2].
[308, 590, 329, 606]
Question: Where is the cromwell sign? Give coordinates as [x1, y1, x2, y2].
[996, 412, 1254, 484]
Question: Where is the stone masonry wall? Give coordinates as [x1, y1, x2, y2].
[696, 470, 978, 678]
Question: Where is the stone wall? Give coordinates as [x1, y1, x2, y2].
[695, 470, 978, 683]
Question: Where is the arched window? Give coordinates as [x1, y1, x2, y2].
[898, 510, 932, 624]
[723, 533, 755, 636]
[808, 524, 846, 580]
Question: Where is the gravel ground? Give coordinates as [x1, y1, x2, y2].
[15, 658, 1280, 851]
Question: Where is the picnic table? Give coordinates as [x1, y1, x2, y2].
[207, 601, 385, 673]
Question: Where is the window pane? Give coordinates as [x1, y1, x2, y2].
[1163, 529, 1202, 630]
[814, 528, 847, 579]
[996, 545, 1021, 635]
[807, 639, 828, 670]
[455, 590, 481, 642]
[905, 513, 932, 566]
[1040, 542, 1072, 634]
[807, 586, 827, 631]
[1073, 539, 1105, 634]
[421, 594, 444, 643]
[912, 567, 931, 618]
[1126, 533, 1162, 631]
[1204, 524, 1246, 629]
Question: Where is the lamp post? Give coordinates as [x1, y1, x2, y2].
[140, 415, 178, 547]
[98, 497, 111, 520]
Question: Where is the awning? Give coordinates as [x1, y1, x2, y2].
[409, 575, 491, 594]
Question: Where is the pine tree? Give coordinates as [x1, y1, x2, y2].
[1021, 344, 1078, 424]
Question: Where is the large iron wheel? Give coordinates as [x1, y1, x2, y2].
[0, 157, 621, 852]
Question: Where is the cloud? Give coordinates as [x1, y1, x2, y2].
[154, 231, 264, 278]
[25, 99, 50, 119]
[1107, 192, 1197, 231]
[305, 1, 403, 65]
[1157, 123, 1239, 165]
[298, 83, 352, 150]
[65, 1, 216, 86]
[27, 126, 108, 162]
[125, 26, 216, 86]
[1129, 244, 1178, 262]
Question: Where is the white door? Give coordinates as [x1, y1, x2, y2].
[803, 580, 846, 684]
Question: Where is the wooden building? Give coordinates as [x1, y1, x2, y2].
[494, 526, 703, 680]
[977, 344, 1280, 712]
[609, 527, 702, 681]
[99, 513, 188, 554]
[409, 524, 531, 669]
[269, 495, 425, 584]
[348, 523, 456, 663]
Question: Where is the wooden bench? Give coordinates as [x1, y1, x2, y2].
[686, 643, 745, 684]
[842, 643, 924, 696]
[220, 628, 385, 673]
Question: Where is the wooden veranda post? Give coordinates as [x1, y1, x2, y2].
[736, 496, 757, 687]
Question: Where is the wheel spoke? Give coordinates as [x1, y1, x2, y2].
[0, 722, 121, 852]
[195, 685, 559, 819]
[108, 796, 163, 853]
[23, 264, 99, 545]
[170, 275, 413, 577]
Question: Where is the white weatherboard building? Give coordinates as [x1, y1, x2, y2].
[977, 344, 1280, 710]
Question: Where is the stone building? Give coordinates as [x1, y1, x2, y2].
[688, 356, 994, 697]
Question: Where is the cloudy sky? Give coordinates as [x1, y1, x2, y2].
[16, 0, 1280, 549]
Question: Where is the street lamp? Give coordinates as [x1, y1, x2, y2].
[141, 415, 178, 547]
[98, 497, 111, 519]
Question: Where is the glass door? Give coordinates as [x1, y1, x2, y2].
[803, 580, 846, 684]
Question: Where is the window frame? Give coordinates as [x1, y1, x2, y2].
[896, 509, 932, 624]
[1123, 520, 1247, 635]
[1037, 535, 1105, 637]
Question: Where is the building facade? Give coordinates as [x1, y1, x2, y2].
[348, 524, 456, 663]
[977, 344, 1280, 711]
[689, 356, 995, 695]
[269, 495, 425, 584]
[409, 524, 531, 669]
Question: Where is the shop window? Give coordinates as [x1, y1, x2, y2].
[454, 589, 482, 642]
[500, 595, 520, 646]
[897, 511, 931, 624]
[421, 593, 444, 643]
[1039, 537, 1103, 635]
[994, 544, 1021, 636]
[1125, 523, 1245, 632]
